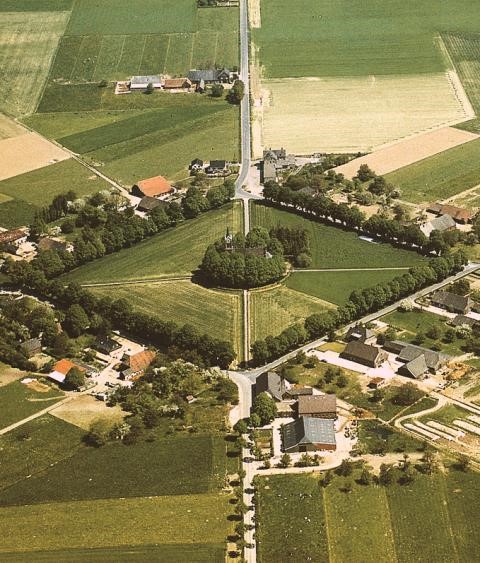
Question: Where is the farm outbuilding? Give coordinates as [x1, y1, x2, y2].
[130, 75, 163, 90]
[132, 176, 174, 198]
[282, 416, 336, 452]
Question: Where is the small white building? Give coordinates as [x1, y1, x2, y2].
[130, 75, 163, 91]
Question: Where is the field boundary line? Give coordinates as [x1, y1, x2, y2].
[189, 33, 196, 70]
[292, 267, 411, 273]
[33, 10, 74, 115]
[438, 473, 460, 563]
[382, 487, 399, 563]
[115, 35, 127, 75]
[138, 35, 148, 75]
[322, 487, 334, 563]
[80, 275, 193, 287]
[163, 35, 171, 74]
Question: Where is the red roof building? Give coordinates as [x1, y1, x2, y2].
[132, 176, 173, 198]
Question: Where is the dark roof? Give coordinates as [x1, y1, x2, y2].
[427, 203, 473, 223]
[345, 324, 375, 342]
[452, 314, 478, 328]
[21, 338, 41, 354]
[422, 214, 456, 235]
[208, 160, 227, 169]
[0, 229, 27, 244]
[190, 158, 204, 167]
[341, 341, 382, 363]
[431, 291, 471, 312]
[402, 355, 429, 379]
[137, 196, 167, 212]
[298, 394, 336, 415]
[394, 341, 448, 370]
[187, 69, 229, 82]
[282, 417, 336, 450]
[254, 371, 285, 401]
[285, 385, 314, 398]
[95, 337, 121, 354]
[38, 237, 70, 252]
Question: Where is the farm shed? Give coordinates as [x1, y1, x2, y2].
[340, 341, 387, 368]
[137, 196, 168, 213]
[253, 371, 286, 401]
[427, 203, 473, 224]
[130, 75, 163, 90]
[187, 68, 232, 84]
[163, 78, 192, 90]
[49, 359, 86, 384]
[296, 394, 337, 419]
[420, 214, 456, 238]
[282, 417, 336, 453]
[431, 291, 472, 315]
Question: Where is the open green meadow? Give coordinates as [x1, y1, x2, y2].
[285, 270, 405, 306]
[33, 94, 239, 183]
[250, 284, 334, 342]
[91, 281, 244, 358]
[65, 202, 243, 283]
[0, 10, 69, 116]
[251, 203, 425, 269]
[254, 0, 480, 79]
[0, 381, 63, 429]
[0, 494, 228, 555]
[0, 159, 111, 227]
[0, 0, 72, 10]
[257, 471, 480, 563]
[0, 433, 226, 506]
[385, 137, 480, 204]
[0, 415, 83, 491]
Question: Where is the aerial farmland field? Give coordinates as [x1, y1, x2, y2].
[252, 0, 480, 155]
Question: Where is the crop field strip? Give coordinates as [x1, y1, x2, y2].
[256, 472, 480, 563]
[91, 281, 244, 360]
[385, 137, 480, 204]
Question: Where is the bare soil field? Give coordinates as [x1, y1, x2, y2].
[248, 0, 261, 28]
[0, 132, 70, 181]
[0, 11, 70, 116]
[51, 395, 126, 430]
[256, 73, 469, 157]
[335, 126, 479, 179]
[0, 364, 25, 388]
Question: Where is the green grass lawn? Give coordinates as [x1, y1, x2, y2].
[385, 137, 480, 204]
[0, 160, 111, 228]
[91, 281, 244, 359]
[0, 433, 227, 506]
[285, 270, 405, 306]
[64, 202, 242, 282]
[358, 420, 425, 454]
[0, 0, 73, 9]
[0, 415, 83, 491]
[0, 381, 64, 429]
[257, 470, 480, 563]
[381, 309, 467, 356]
[0, 494, 228, 555]
[418, 404, 471, 427]
[251, 203, 425, 269]
[250, 284, 334, 342]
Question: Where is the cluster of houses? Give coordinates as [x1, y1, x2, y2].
[252, 371, 337, 453]
[116, 68, 236, 95]
[0, 228, 73, 261]
[420, 202, 474, 238]
[189, 158, 230, 177]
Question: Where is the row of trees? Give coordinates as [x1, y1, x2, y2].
[251, 251, 468, 365]
[263, 184, 439, 253]
[3, 259, 236, 368]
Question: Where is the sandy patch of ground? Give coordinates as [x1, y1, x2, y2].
[25, 380, 55, 394]
[0, 364, 25, 387]
[51, 394, 126, 430]
[248, 0, 261, 28]
[0, 114, 25, 140]
[335, 126, 479, 179]
[0, 132, 70, 182]
[258, 73, 470, 155]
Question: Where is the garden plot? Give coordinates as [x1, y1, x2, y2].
[257, 74, 469, 156]
[335, 126, 479, 180]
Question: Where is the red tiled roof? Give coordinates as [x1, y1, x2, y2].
[127, 350, 156, 372]
[54, 359, 86, 375]
[135, 176, 173, 197]
[0, 229, 26, 244]
[163, 78, 192, 89]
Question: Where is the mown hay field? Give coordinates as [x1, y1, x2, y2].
[0, 0, 72, 10]
[251, 203, 425, 269]
[65, 202, 243, 283]
[0, 10, 70, 116]
[256, 471, 480, 563]
[254, 0, 480, 79]
[0, 159, 110, 228]
[285, 270, 404, 306]
[91, 281, 244, 359]
[250, 285, 334, 342]
[259, 74, 467, 155]
[385, 137, 480, 204]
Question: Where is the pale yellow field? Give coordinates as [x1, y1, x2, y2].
[335, 126, 479, 179]
[0, 114, 24, 140]
[51, 395, 126, 430]
[256, 73, 470, 156]
[0, 132, 70, 181]
[0, 11, 70, 116]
